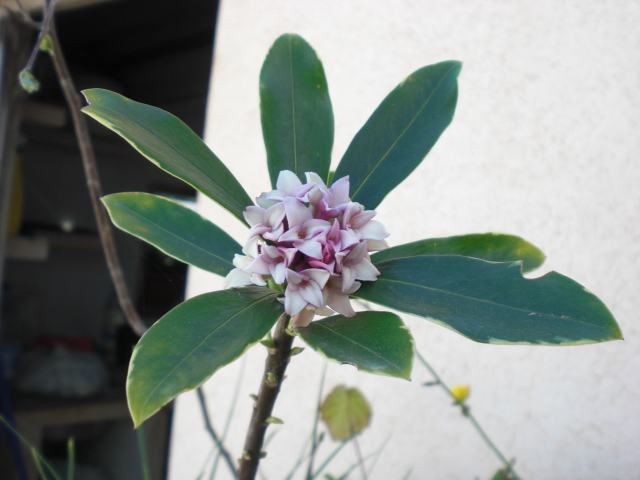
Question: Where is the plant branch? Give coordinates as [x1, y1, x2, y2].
[0, 4, 41, 29]
[47, 21, 148, 337]
[416, 352, 521, 480]
[22, 0, 54, 71]
[309, 440, 348, 480]
[14, 0, 37, 22]
[196, 386, 238, 479]
[352, 436, 367, 480]
[238, 312, 294, 480]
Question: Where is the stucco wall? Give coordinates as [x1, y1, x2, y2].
[169, 2, 640, 479]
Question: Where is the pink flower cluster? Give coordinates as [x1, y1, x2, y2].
[225, 171, 390, 327]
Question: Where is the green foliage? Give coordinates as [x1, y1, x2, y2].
[102, 192, 241, 276]
[320, 386, 371, 440]
[19, 70, 40, 93]
[371, 233, 546, 273]
[356, 255, 622, 345]
[260, 33, 334, 186]
[334, 61, 461, 209]
[82, 89, 253, 224]
[296, 311, 414, 380]
[79, 33, 622, 433]
[127, 287, 282, 427]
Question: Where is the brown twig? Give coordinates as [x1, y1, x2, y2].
[22, 0, 54, 71]
[47, 19, 148, 337]
[238, 313, 294, 480]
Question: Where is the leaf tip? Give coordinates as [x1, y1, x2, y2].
[80, 88, 103, 108]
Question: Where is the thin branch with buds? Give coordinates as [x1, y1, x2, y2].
[238, 313, 294, 479]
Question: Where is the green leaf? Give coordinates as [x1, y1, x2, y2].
[296, 311, 414, 380]
[356, 256, 623, 345]
[82, 89, 253, 224]
[320, 386, 371, 440]
[102, 192, 241, 276]
[371, 233, 546, 273]
[334, 61, 461, 209]
[260, 34, 334, 186]
[127, 287, 283, 427]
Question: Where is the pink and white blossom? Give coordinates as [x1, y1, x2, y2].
[224, 254, 267, 288]
[225, 170, 390, 325]
[256, 170, 314, 207]
[284, 268, 331, 316]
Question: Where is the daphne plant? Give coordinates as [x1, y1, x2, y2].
[81, 34, 621, 478]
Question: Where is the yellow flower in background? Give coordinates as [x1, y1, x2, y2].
[451, 384, 470, 403]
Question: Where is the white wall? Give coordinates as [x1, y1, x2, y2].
[169, 2, 640, 479]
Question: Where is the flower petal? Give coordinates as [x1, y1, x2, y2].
[265, 202, 286, 227]
[341, 265, 356, 292]
[305, 172, 325, 186]
[328, 293, 356, 317]
[224, 268, 253, 288]
[357, 220, 389, 240]
[270, 261, 286, 284]
[284, 197, 312, 228]
[299, 283, 324, 308]
[292, 308, 315, 328]
[302, 268, 331, 289]
[366, 239, 390, 251]
[353, 257, 380, 282]
[276, 170, 303, 195]
[284, 287, 307, 315]
[244, 206, 265, 226]
[297, 239, 323, 259]
[329, 176, 350, 204]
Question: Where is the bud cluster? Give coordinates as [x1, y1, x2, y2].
[225, 171, 390, 327]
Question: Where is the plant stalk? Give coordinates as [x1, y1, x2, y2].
[238, 313, 293, 480]
[305, 362, 327, 480]
[196, 387, 238, 478]
[48, 21, 147, 337]
[416, 352, 520, 480]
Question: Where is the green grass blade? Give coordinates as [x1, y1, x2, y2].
[0, 415, 63, 480]
[309, 441, 348, 480]
[66, 437, 75, 480]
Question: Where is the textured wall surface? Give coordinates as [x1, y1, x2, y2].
[169, 2, 640, 479]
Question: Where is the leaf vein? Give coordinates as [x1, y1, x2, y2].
[350, 63, 458, 200]
[372, 277, 611, 332]
[115, 201, 236, 270]
[88, 105, 246, 213]
[138, 291, 278, 413]
[311, 322, 404, 374]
